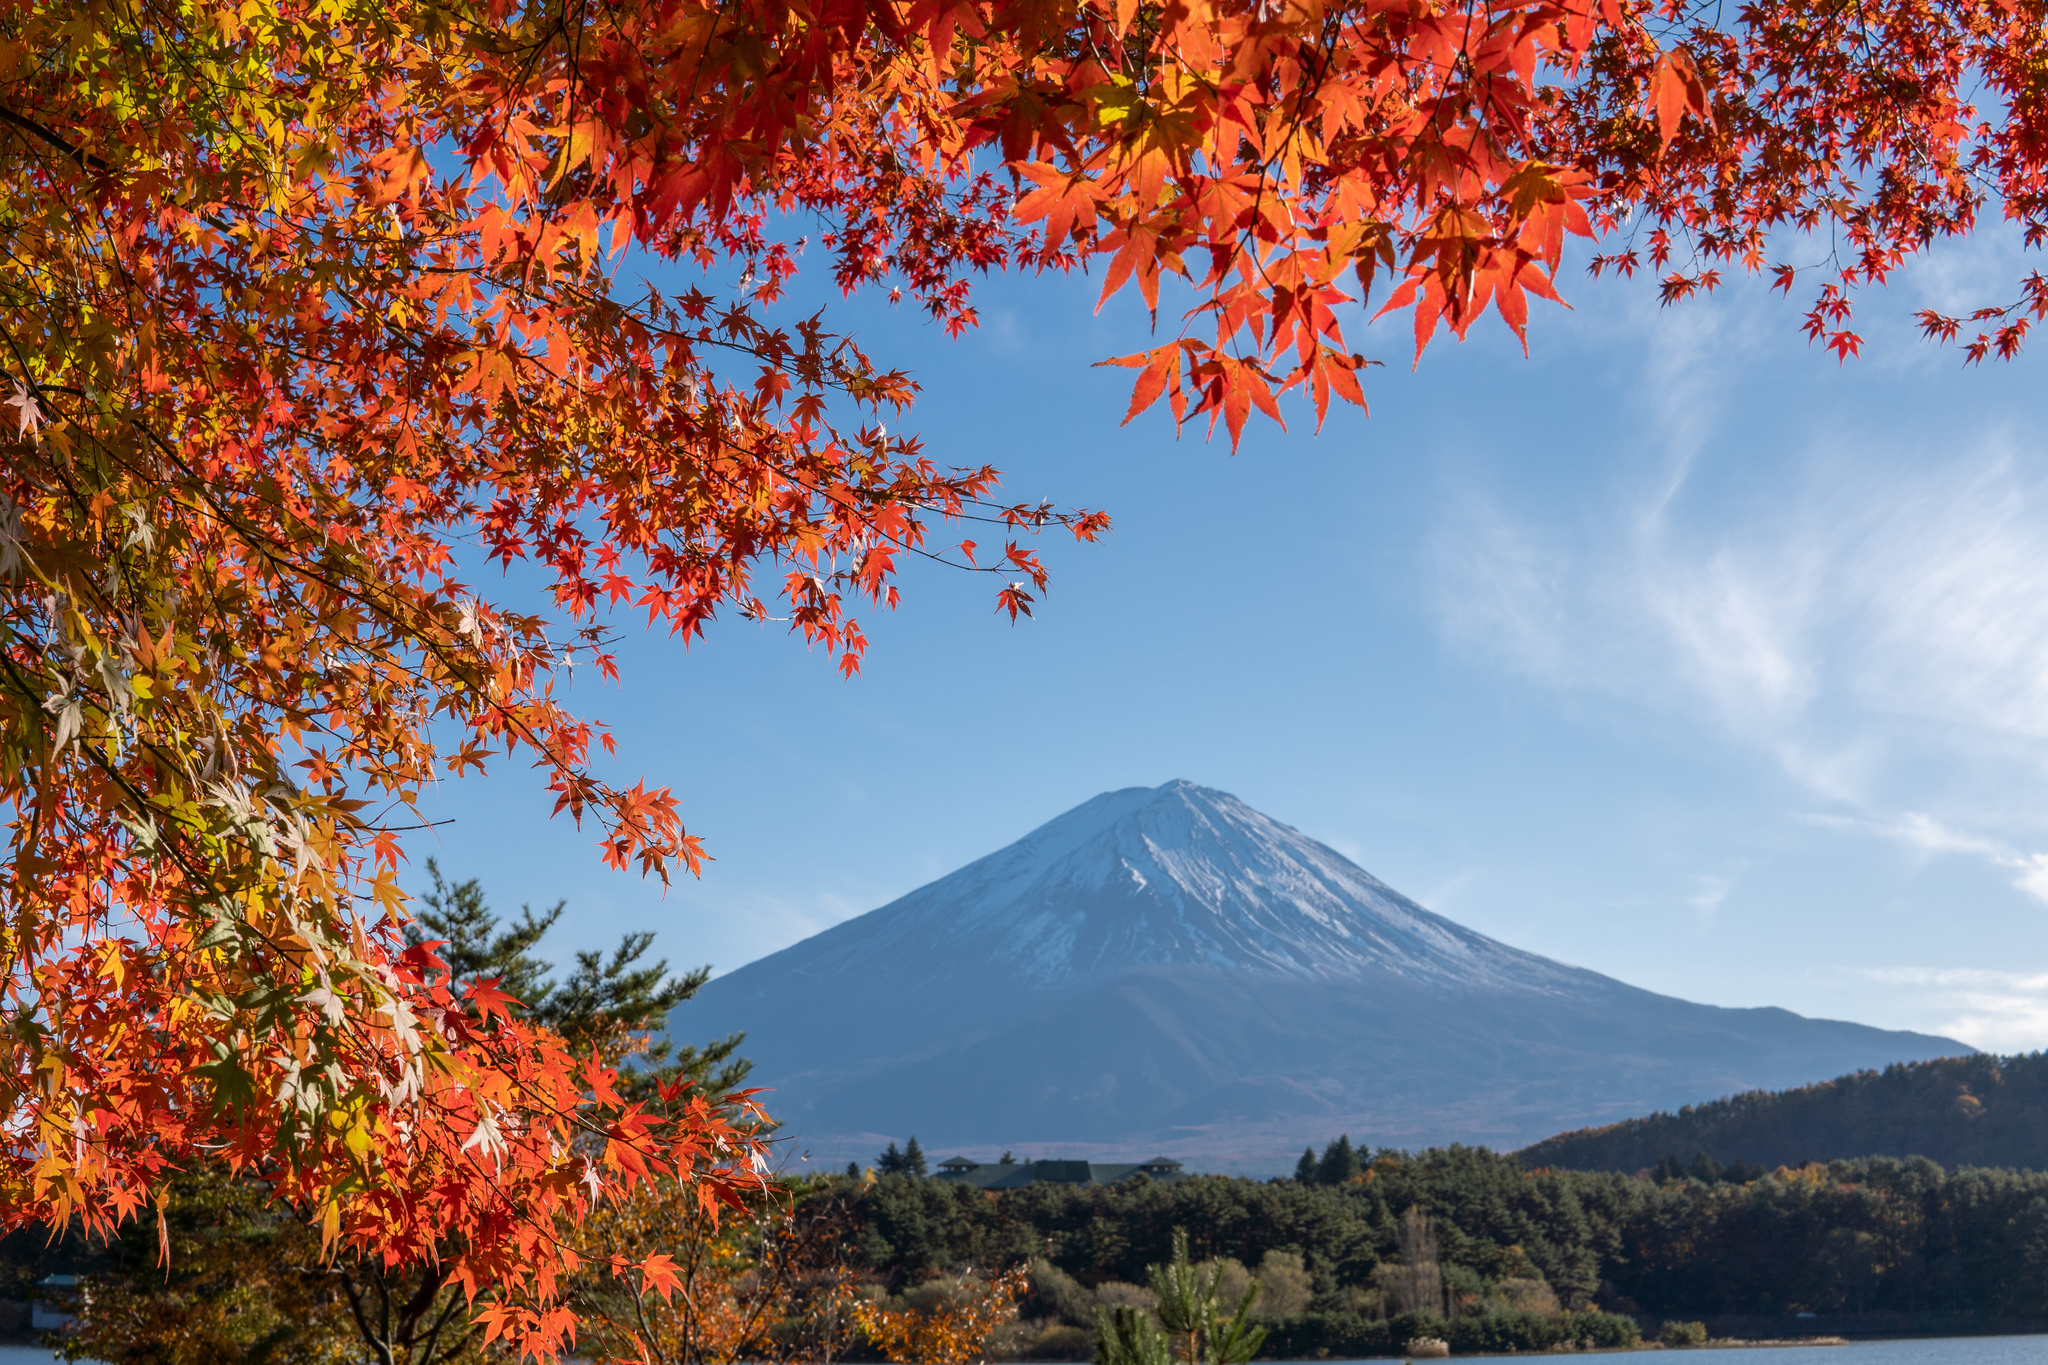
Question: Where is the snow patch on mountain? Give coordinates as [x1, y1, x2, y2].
[675, 779, 1970, 1165]
[752, 780, 1592, 992]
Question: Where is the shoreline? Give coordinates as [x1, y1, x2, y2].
[1005, 1325, 2048, 1362]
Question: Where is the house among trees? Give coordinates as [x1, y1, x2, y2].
[931, 1154, 1188, 1189]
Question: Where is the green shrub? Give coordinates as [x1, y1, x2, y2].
[1387, 1310, 1451, 1352]
[1020, 1323, 1097, 1360]
[1661, 1319, 1708, 1346]
[1446, 1309, 1563, 1353]
[1439, 1308, 1638, 1353]
[1254, 1312, 1393, 1359]
[1567, 1310, 1642, 1348]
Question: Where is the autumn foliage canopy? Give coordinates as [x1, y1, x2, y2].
[0, 0, 2039, 1346]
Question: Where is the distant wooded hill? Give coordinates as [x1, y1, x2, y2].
[1517, 1052, 2048, 1173]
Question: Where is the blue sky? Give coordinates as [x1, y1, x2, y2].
[412, 222, 2048, 1057]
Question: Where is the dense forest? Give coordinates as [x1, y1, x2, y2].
[809, 1143, 2048, 1356]
[1519, 1052, 2048, 1173]
[14, 1143, 2048, 1359]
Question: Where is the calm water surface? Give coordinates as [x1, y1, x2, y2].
[1323, 1339, 2048, 1364]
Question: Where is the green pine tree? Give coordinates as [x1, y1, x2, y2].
[1094, 1304, 1172, 1365]
[904, 1135, 928, 1177]
[1294, 1146, 1318, 1184]
[411, 861, 749, 1097]
[1097, 1228, 1263, 1365]
[1316, 1134, 1361, 1186]
[411, 858, 559, 1010]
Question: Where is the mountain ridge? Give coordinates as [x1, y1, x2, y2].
[722, 780, 1599, 993]
[674, 780, 1968, 1169]
[1517, 1052, 2048, 1173]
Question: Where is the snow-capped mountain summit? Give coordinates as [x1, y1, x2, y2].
[754, 780, 1583, 992]
[674, 781, 1965, 1169]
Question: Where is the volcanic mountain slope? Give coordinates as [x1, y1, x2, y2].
[672, 781, 1967, 1168]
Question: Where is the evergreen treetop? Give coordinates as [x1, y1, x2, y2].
[411, 861, 751, 1098]
[1317, 1135, 1362, 1186]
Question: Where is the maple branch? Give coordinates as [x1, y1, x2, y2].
[335, 1263, 386, 1365]
[0, 107, 111, 172]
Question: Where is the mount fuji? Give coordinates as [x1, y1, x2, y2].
[671, 781, 1966, 1170]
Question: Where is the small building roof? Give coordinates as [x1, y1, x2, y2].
[1033, 1160, 1095, 1184]
[931, 1156, 1191, 1189]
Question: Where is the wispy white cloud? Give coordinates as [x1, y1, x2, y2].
[1441, 445, 2048, 743]
[1689, 874, 1733, 915]
[1856, 967, 2048, 1053]
[1430, 502, 1577, 683]
[1801, 811, 2048, 906]
[2016, 856, 2048, 905]
[1430, 252, 2048, 903]
[1802, 810, 2009, 859]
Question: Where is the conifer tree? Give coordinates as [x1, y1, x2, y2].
[411, 859, 560, 1008]
[356, 871, 753, 1360]
[878, 1142, 905, 1176]
[1095, 1304, 1174, 1365]
[905, 1136, 929, 1177]
[1096, 1228, 1262, 1365]
[1317, 1136, 1362, 1186]
[1295, 1148, 1319, 1184]
[413, 862, 751, 1098]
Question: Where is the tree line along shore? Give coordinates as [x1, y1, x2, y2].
[812, 1140, 2048, 1357]
[11, 1139, 2048, 1360]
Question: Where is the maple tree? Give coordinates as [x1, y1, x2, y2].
[54, 1166, 359, 1365]
[573, 1173, 872, 1365]
[55, 872, 759, 1365]
[573, 1170, 1016, 1365]
[1, 0, 2039, 1345]
[852, 1265, 1030, 1365]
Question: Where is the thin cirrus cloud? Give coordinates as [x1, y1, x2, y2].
[1688, 874, 1734, 914]
[1856, 967, 2048, 1053]
[1428, 274, 2048, 908]
[1800, 812, 2048, 908]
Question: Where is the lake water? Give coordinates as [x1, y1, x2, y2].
[1, 1335, 2043, 1364]
[1323, 1339, 2048, 1364]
